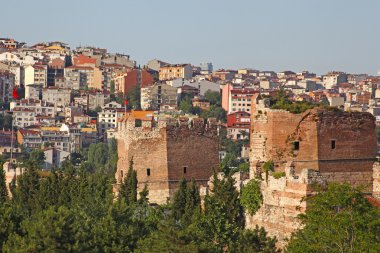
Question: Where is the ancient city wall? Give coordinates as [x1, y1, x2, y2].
[166, 117, 219, 196]
[115, 117, 219, 204]
[245, 164, 326, 248]
[317, 111, 376, 190]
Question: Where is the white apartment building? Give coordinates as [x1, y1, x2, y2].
[11, 99, 56, 128]
[98, 102, 123, 135]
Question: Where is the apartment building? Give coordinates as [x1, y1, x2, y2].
[64, 65, 90, 89]
[0, 61, 23, 87]
[113, 68, 154, 94]
[159, 64, 192, 81]
[11, 99, 56, 128]
[24, 64, 48, 87]
[227, 111, 250, 140]
[140, 83, 178, 110]
[222, 84, 257, 114]
[0, 70, 15, 102]
[323, 71, 347, 89]
[98, 102, 123, 135]
[42, 87, 72, 107]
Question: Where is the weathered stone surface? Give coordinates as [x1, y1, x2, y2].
[247, 96, 377, 248]
[114, 117, 219, 204]
[250, 95, 377, 190]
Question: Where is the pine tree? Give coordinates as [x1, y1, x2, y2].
[183, 178, 200, 224]
[0, 165, 8, 204]
[138, 184, 149, 205]
[119, 159, 138, 205]
[200, 173, 244, 250]
[172, 178, 188, 221]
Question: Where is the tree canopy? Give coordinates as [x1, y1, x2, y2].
[286, 183, 380, 253]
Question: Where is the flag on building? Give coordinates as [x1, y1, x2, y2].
[12, 86, 19, 100]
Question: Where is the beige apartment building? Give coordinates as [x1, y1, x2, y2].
[159, 64, 192, 81]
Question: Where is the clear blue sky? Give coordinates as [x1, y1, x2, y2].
[2, 0, 379, 75]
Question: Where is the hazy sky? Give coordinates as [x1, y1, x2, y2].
[2, 0, 379, 74]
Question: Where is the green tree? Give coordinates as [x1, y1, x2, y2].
[24, 149, 45, 170]
[179, 98, 193, 114]
[0, 165, 8, 204]
[87, 142, 109, 172]
[240, 179, 263, 215]
[231, 226, 279, 253]
[198, 173, 244, 251]
[200, 105, 227, 122]
[0, 114, 13, 130]
[238, 162, 250, 172]
[3, 206, 84, 252]
[126, 85, 141, 110]
[110, 80, 115, 95]
[119, 159, 138, 205]
[172, 178, 188, 221]
[106, 138, 118, 174]
[286, 183, 380, 253]
[135, 221, 201, 253]
[12, 167, 41, 215]
[204, 90, 221, 106]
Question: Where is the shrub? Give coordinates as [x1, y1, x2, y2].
[272, 172, 286, 179]
[240, 179, 263, 215]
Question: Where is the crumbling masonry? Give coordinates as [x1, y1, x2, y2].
[114, 117, 219, 204]
[246, 94, 378, 247]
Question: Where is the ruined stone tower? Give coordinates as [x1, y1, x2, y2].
[250, 94, 377, 190]
[114, 116, 219, 204]
[246, 94, 377, 247]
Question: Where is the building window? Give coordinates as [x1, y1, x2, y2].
[147, 168, 151, 176]
[331, 140, 336, 149]
[293, 141, 300, 151]
[183, 166, 187, 174]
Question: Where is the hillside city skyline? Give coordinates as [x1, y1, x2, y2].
[2, 0, 380, 74]
[0, 1, 379, 252]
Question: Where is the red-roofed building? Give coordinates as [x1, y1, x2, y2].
[227, 111, 250, 140]
[73, 54, 97, 67]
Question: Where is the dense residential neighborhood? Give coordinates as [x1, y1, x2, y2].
[0, 35, 379, 252]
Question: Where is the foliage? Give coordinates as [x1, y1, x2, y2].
[230, 226, 280, 253]
[272, 172, 286, 179]
[86, 140, 118, 174]
[200, 105, 227, 122]
[86, 110, 98, 118]
[171, 178, 200, 225]
[23, 149, 45, 170]
[238, 162, 250, 173]
[119, 159, 138, 205]
[0, 114, 13, 130]
[240, 179, 263, 215]
[0, 164, 8, 204]
[125, 85, 141, 110]
[204, 90, 221, 106]
[179, 92, 226, 122]
[270, 90, 316, 114]
[110, 80, 115, 95]
[1, 163, 160, 252]
[179, 97, 201, 115]
[199, 174, 244, 250]
[263, 161, 274, 182]
[286, 183, 380, 253]
[0, 150, 279, 252]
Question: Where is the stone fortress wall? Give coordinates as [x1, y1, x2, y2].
[114, 116, 219, 204]
[246, 94, 378, 247]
